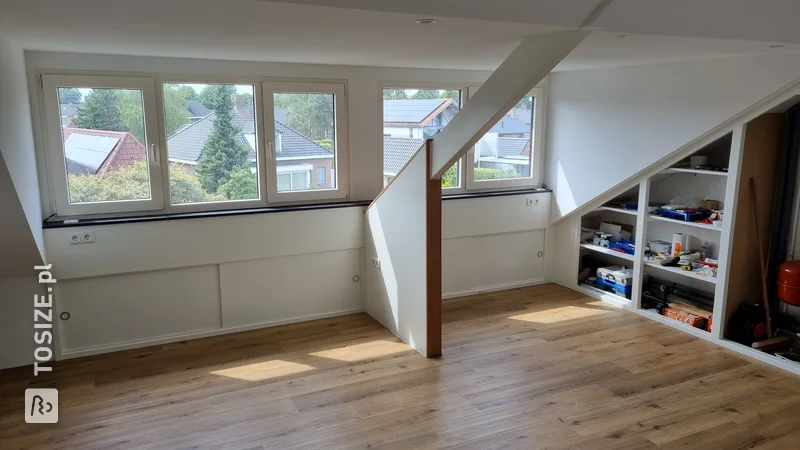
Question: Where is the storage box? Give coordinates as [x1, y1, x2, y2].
[662, 306, 708, 329]
[648, 240, 672, 255]
[595, 265, 634, 298]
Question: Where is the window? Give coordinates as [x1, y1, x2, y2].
[263, 82, 347, 201]
[41, 75, 163, 215]
[382, 88, 461, 188]
[41, 75, 349, 217]
[318, 167, 326, 185]
[163, 83, 260, 205]
[466, 87, 544, 189]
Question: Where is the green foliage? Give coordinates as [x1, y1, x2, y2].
[168, 164, 225, 203]
[218, 168, 258, 200]
[198, 85, 225, 110]
[474, 167, 519, 180]
[274, 93, 334, 140]
[73, 89, 123, 132]
[315, 138, 334, 150]
[515, 97, 533, 109]
[67, 162, 150, 203]
[117, 90, 145, 143]
[411, 90, 440, 100]
[175, 85, 197, 102]
[195, 85, 250, 194]
[383, 89, 407, 100]
[439, 90, 460, 101]
[441, 165, 458, 187]
[162, 85, 191, 137]
[241, 92, 254, 108]
[58, 88, 82, 104]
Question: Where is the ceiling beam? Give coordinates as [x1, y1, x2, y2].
[430, 30, 588, 178]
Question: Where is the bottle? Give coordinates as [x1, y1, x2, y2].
[700, 242, 709, 260]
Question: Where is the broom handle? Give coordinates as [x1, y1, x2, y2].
[750, 177, 773, 338]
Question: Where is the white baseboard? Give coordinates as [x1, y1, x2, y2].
[443, 278, 545, 300]
[58, 308, 364, 360]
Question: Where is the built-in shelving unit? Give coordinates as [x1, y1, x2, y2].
[570, 112, 800, 377]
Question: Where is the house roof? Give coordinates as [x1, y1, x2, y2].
[383, 99, 454, 126]
[497, 137, 530, 158]
[167, 108, 332, 164]
[62, 128, 145, 175]
[383, 137, 424, 176]
[186, 100, 211, 118]
[489, 115, 530, 135]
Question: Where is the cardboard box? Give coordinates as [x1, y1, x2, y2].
[662, 307, 708, 329]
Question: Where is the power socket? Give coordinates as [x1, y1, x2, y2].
[372, 257, 381, 270]
[525, 197, 540, 207]
[68, 231, 96, 245]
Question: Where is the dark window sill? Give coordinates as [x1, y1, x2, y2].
[42, 188, 551, 229]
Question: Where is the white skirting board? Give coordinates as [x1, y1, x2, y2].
[58, 308, 363, 360]
[443, 279, 545, 300]
[567, 281, 800, 377]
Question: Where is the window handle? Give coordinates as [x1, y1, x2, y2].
[150, 144, 160, 165]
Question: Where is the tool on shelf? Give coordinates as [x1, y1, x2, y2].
[750, 177, 773, 339]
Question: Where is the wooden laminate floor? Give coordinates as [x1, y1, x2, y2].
[2, 284, 800, 449]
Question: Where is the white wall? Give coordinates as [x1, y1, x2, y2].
[545, 52, 800, 221]
[0, 276, 44, 369]
[363, 150, 430, 356]
[0, 33, 44, 266]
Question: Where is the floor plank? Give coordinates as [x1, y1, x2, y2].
[1, 284, 797, 449]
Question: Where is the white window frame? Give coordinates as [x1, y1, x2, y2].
[158, 80, 268, 212]
[262, 81, 348, 203]
[465, 85, 545, 190]
[41, 75, 164, 216]
[317, 166, 326, 186]
[378, 82, 468, 193]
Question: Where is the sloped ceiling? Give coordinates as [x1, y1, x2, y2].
[0, 0, 797, 70]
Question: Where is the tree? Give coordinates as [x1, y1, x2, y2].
[176, 85, 197, 102]
[161, 85, 191, 136]
[439, 90, 460, 101]
[67, 162, 150, 203]
[218, 168, 258, 200]
[315, 138, 333, 150]
[441, 165, 458, 187]
[274, 93, 334, 140]
[118, 90, 145, 143]
[169, 164, 224, 203]
[383, 89, 407, 100]
[73, 89, 123, 132]
[474, 167, 519, 180]
[198, 85, 224, 110]
[59, 88, 82, 104]
[411, 89, 440, 100]
[195, 85, 250, 193]
[241, 92, 254, 108]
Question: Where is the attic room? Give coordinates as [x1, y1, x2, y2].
[2, 0, 800, 448]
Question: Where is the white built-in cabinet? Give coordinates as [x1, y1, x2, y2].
[572, 114, 800, 376]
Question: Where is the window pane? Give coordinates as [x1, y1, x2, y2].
[164, 83, 259, 204]
[58, 87, 151, 204]
[273, 92, 336, 192]
[382, 89, 461, 188]
[473, 96, 534, 181]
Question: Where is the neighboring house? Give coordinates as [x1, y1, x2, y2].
[186, 100, 211, 123]
[473, 115, 533, 177]
[167, 106, 334, 190]
[383, 137, 424, 185]
[61, 127, 147, 175]
[383, 98, 459, 139]
[60, 104, 79, 126]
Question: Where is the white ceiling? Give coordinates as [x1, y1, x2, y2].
[0, 0, 797, 71]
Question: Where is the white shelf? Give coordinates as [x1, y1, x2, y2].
[648, 214, 722, 232]
[663, 168, 728, 177]
[580, 243, 635, 262]
[596, 205, 638, 216]
[575, 283, 631, 306]
[644, 262, 718, 284]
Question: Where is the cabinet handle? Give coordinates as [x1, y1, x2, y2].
[537, 251, 543, 257]
[60, 312, 71, 320]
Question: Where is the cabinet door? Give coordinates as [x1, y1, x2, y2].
[57, 266, 221, 355]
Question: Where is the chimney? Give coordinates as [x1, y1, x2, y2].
[235, 94, 247, 110]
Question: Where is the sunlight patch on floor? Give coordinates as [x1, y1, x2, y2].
[508, 305, 612, 324]
[211, 359, 316, 381]
[308, 340, 411, 362]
